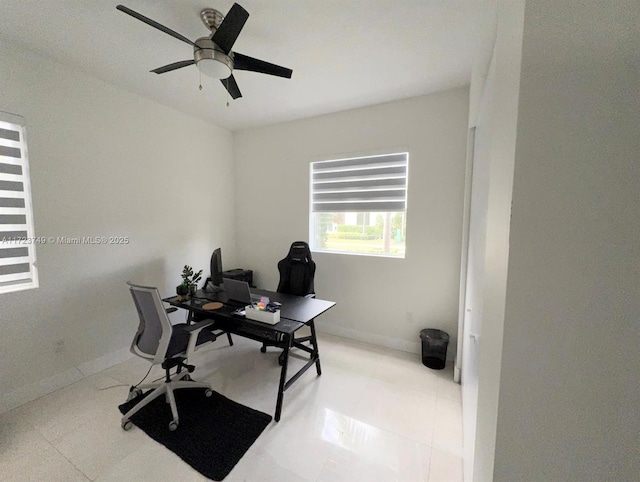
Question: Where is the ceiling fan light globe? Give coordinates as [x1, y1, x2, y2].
[197, 58, 232, 79]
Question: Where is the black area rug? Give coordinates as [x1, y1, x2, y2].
[118, 388, 272, 481]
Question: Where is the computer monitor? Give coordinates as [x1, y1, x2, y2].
[204, 247, 223, 292]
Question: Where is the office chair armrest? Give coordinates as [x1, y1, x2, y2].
[304, 293, 316, 299]
[184, 318, 217, 355]
[165, 307, 178, 314]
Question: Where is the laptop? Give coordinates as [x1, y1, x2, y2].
[222, 278, 261, 305]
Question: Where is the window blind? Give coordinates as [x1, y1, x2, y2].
[311, 152, 408, 212]
[0, 112, 38, 293]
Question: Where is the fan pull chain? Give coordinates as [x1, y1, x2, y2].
[199, 70, 203, 91]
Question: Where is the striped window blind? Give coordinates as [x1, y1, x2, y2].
[311, 152, 408, 212]
[0, 112, 38, 293]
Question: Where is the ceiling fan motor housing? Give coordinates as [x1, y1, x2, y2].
[194, 37, 233, 79]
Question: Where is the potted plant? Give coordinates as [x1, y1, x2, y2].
[176, 265, 202, 300]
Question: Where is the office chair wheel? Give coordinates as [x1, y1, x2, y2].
[168, 421, 178, 431]
[260, 346, 267, 353]
[122, 420, 133, 431]
[204, 389, 213, 397]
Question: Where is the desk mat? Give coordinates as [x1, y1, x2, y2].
[202, 301, 223, 310]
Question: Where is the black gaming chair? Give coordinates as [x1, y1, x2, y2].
[276, 241, 316, 297]
[260, 241, 316, 357]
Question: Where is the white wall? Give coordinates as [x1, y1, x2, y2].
[0, 40, 235, 412]
[233, 88, 469, 355]
[468, 1, 526, 480]
[492, 1, 640, 480]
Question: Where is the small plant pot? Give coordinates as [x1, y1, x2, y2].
[176, 284, 189, 296]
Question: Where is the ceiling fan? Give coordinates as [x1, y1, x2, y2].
[116, 3, 293, 100]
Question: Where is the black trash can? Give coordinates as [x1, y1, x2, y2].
[420, 329, 449, 369]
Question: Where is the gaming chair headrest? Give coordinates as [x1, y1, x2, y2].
[286, 241, 313, 264]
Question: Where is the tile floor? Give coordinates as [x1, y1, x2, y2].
[0, 333, 463, 481]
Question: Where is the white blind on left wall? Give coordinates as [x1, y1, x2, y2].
[0, 112, 38, 293]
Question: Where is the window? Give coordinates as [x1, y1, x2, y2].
[0, 112, 38, 293]
[310, 152, 409, 257]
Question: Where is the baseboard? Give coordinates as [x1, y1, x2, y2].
[317, 324, 422, 355]
[77, 347, 132, 377]
[454, 359, 461, 383]
[0, 347, 133, 415]
[0, 367, 84, 415]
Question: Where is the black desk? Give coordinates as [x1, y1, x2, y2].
[164, 289, 335, 422]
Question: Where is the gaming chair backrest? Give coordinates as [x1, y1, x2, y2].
[277, 241, 316, 297]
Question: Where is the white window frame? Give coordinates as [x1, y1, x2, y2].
[309, 151, 409, 258]
[0, 112, 39, 294]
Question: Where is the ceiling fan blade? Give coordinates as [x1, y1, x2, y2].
[116, 5, 197, 47]
[211, 3, 249, 54]
[233, 52, 293, 78]
[221, 75, 242, 99]
[150, 60, 195, 74]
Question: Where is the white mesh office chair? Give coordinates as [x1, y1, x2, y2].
[121, 282, 216, 431]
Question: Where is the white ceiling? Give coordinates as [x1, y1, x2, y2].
[0, 0, 496, 131]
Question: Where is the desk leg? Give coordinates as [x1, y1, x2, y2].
[186, 311, 195, 324]
[308, 319, 322, 376]
[226, 332, 234, 346]
[275, 334, 291, 422]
